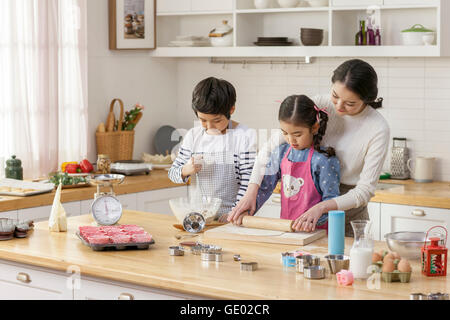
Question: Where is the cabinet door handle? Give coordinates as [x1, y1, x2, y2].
[411, 209, 426, 217]
[118, 293, 134, 300]
[16, 272, 31, 284]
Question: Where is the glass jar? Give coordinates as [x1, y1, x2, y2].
[97, 154, 111, 174]
[5, 155, 23, 180]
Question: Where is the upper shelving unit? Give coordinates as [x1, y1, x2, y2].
[151, 0, 449, 58]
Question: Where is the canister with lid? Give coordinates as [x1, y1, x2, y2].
[5, 155, 23, 180]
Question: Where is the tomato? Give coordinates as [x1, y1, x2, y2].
[65, 164, 81, 173]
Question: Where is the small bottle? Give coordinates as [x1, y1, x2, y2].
[375, 27, 381, 46]
[361, 20, 367, 45]
[328, 211, 345, 255]
[367, 19, 375, 45]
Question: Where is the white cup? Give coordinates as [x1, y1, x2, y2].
[407, 157, 435, 183]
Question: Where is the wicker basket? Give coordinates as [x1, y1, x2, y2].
[96, 99, 135, 162]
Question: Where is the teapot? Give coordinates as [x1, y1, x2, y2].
[209, 20, 233, 47]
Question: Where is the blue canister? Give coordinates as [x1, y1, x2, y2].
[328, 210, 345, 255]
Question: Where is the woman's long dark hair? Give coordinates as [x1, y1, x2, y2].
[279, 95, 335, 157]
[332, 59, 383, 109]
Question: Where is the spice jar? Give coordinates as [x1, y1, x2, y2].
[5, 155, 23, 180]
[97, 154, 111, 174]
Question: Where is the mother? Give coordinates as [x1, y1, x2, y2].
[228, 59, 390, 236]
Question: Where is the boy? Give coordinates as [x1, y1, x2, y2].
[168, 77, 257, 222]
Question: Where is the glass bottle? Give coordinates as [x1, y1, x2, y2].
[367, 19, 375, 45]
[375, 27, 381, 46]
[361, 20, 367, 45]
[97, 154, 111, 174]
[349, 220, 373, 279]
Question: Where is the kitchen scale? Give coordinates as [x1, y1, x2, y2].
[86, 174, 125, 226]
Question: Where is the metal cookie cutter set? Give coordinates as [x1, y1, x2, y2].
[296, 255, 321, 273]
[169, 246, 185, 256]
[281, 252, 297, 267]
[240, 262, 258, 271]
[410, 292, 449, 300]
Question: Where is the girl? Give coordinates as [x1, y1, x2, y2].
[229, 59, 390, 236]
[252, 95, 340, 230]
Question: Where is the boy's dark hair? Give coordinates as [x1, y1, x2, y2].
[279, 95, 335, 157]
[332, 59, 383, 109]
[192, 77, 236, 119]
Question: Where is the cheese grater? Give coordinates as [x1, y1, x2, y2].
[390, 137, 410, 180]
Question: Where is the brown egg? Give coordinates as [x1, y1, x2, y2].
[372, 252, 383, 263]
[392, 252, 401, 260]
[383, 252, 396, 262]
[382, 259, 395, 273]
[397, 259, 412, 273]
[378, 249, 388, 258]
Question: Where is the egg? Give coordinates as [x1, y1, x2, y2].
[392, 252, 401, 260]
[372, 252, 383, 263]
[383, 252, 396, 262]
[382, 259, 395, 273]
[397, 259, 412, 273]
[379, 249, 388, 258]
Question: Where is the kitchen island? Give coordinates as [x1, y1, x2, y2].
[0, 210, 448, 300]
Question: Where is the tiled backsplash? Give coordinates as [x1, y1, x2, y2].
[175, 57, 450, 181]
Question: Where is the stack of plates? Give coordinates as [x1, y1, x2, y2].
[254, 37, 293, 46]
[169, 36, 211, 47]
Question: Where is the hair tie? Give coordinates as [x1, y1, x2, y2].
[313, 105, 329, 123]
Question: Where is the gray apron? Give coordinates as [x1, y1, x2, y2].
[339, 184, 369, 237]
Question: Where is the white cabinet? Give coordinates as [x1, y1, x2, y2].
[191, 0, 233, 11]
[332, 0, 383, 6]
[136, 186, 188, 215]
[18, 205, 52, 222]
[368, 202, 381, 241]
[116, 193, 138, 211]
[74, 277, 194, 300]
[156, 0, 190, 13]
[0, 260, 72, 300]
[380, 203, 450, 239]
[0, 210, 18, 220]
[80, 199, 93, 216]
[64, 201, 81, 217]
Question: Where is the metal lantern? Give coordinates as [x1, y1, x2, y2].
[421, 226, 448, 277]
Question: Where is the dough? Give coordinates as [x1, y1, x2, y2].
[221, 225, 284, 237]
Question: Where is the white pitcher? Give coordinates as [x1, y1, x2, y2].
[407, 157, 435, 183]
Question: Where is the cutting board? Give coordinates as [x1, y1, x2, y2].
[203, 223, 326, 246]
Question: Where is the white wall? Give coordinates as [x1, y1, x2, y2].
[175, 57, 450, 182]
[87, 0, 178, 162]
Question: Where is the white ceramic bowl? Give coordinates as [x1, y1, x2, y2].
[277, 0, 299, 8]
[402, 31, 434, 46]
[169, 197, 222, 224]
[422, 33, 435, 45]
[210, 35, 233, 47]
[308, 0, 328, 6]
[254, 0, 271, 9]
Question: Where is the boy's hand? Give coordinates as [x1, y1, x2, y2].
[181, 157, 202, 179]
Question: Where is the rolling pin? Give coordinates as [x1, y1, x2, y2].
[241, 216, 293, 233]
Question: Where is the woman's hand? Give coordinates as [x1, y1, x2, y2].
[181, 157, 202, 179]
[227, 183, 259, 225]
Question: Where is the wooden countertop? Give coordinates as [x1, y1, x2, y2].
[0, 210, 448, 300]
[0, 170, 183, 212]
[371, 179, 450, 209]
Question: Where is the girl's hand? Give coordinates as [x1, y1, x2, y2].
[292, 205, 324, 232]
[181, 157, 202, 179]
[227, 183, 259, 225]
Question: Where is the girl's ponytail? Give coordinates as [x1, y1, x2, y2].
[313, 111, 335, 158]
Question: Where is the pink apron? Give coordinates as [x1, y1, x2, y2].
[280, 146, 328, 230]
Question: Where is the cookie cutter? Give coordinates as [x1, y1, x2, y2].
[427, 292, 449, 300]
[169, 246, 185, 256]
[281, 252, 296, 267]
[201, 245, 222, 254]
[182, 212, 206, 233]
[303, 266, 326, 279]
[296, 255, 320, 273]
[233, 254, 241, 262]
[240, 262, 258, 271]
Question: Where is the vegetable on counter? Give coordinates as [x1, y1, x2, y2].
[49, 172, 86, 186]
[61, 161, 78, 173]
[79, 159, 94, 173]
[65, 164, 82, 173]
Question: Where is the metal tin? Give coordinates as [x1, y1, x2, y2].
[296, 255, 320, 273]
[410, 293, 427, 300]
[182, 212, 206, 233]
[233, 254, 241, 261]
[427, 292, 449, 300]
[215, 252, 223, 262]
[201, 245, 222, 254]
[240, 262, 258, 271]
[191, 245, 203, 255]
[324, 255, 350, 274]
[303, 266, 326, 279]
[201, 252, 217, 261]
[169, 246, 185, 256]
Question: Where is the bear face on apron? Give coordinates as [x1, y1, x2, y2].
[280, 146, 327, 230]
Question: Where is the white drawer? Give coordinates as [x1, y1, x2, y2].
[18, 205, 52, 222]
[0, 210, 18, 220]
[380, 203, 450, 239]
[0, 260, 72, 299]
[75, 278, 197, 300]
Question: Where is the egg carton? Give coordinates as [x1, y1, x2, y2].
[381, 271, 412, 283]
[76, 231, 155, 251]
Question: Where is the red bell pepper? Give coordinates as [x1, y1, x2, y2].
[79, 159, 94, 173]
[65, 164, 81, 173]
